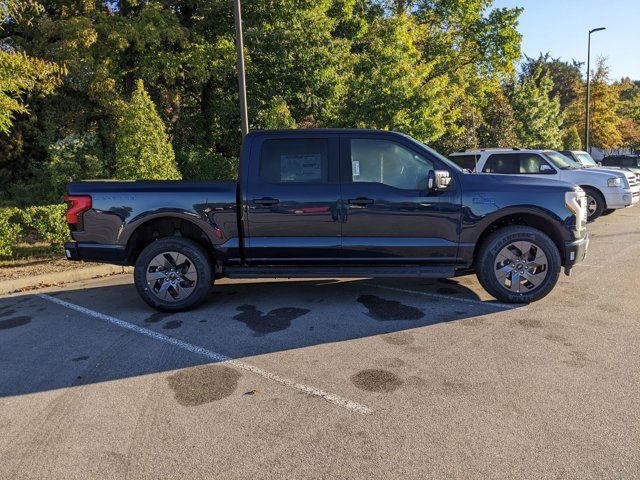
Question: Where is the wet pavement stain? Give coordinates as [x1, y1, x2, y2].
[357, 295, 424, 321]
[234, 305, 309, 336]
[0, 307, 16, 318]
[0, 316, 31, 330]
[72, 355, 90, 362]
[351, 369, 403, 393]
[545, 334, 573, 347]
[518, 318, 542, 329]
[563, 351, 591, 368]
[162, 320, 183, 330]
[381, 332, 414, 345]
[166, 365, 241, 406]
[144, 312, 173, 323]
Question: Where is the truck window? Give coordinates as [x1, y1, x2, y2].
[482, 154, 518, 174]
[260, 138, 329, 184]
[350, 139, 433, 190]
[448, 154, 478, 170]
[519, 153, 555, 174]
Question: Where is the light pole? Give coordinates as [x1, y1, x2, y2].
[233, 0, 249, 137]
[585, 27, 605, 153]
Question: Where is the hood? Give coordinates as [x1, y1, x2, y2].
[460, 172, 576, 192]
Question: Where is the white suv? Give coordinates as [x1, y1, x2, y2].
[449, 149, 640, 222]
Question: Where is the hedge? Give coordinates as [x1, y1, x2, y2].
[0, 204, 69, 258]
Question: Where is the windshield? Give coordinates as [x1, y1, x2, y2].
[545, 151, 579, 170]
[574, 152, 598, 167]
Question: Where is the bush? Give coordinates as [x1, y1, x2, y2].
[0, 208, 22, 257]
[0, 204, 69, 258]
[180, 149, 238, 180]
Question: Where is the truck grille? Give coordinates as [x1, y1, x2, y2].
[627, 173, 638, 188]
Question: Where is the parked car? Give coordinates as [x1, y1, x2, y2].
[560, 150, 640, 215]
[64, 130, 588, 310]
[449, 148, 639, 222]
[601, 154, 640, 179]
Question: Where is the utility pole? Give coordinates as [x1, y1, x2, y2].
[233, 0, 249, 137]
[585, 27, 606, 153]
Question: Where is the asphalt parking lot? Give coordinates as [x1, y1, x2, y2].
[1, 209, 639, 480]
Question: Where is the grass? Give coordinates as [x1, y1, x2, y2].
[0, 242, 64, 268]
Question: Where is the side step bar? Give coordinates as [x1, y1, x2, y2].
[224, 265, 456, 279]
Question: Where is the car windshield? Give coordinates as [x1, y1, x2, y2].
[545, 151, 578, 170]
[574, 152, 598, 167]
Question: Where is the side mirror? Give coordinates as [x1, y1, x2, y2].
[597, 162, 602, 166]
[428, 170, 451, 191]
[539, 164, 555, 174]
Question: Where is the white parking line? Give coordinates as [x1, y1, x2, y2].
[37, 293, 373, 415]
[360, 282, 523, 310]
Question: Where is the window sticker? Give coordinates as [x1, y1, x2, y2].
[280, 154, 322, 181]
[352, 160, 360, 176]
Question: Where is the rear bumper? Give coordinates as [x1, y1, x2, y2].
[563, 234, 589, 275]
[64, 242, 128, 265]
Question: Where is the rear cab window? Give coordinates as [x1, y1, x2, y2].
[259, 138, 332, 184]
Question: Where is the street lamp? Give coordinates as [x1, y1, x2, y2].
[585, 27, 606, 153]
[233, 0, 249, 137]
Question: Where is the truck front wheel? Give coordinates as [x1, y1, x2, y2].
[134, 237, 213, 311]
[476, 226, 561, 304]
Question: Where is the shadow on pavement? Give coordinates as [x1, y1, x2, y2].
[0, 277, 519, 398]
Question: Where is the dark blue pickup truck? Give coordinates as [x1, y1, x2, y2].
[65, 129, 589, 310]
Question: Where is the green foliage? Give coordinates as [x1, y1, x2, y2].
[0, 204, 68, 257]
[588, 59, 622, 150]
[507, 68, 563, 150]
[255, 97, 297, 130]
[180, 149, 238, 181]
[0, 208, 22, 257]
[563, 127, 582, 151]
[115, 80, 180, 180]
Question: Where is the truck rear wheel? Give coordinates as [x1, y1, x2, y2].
[134, 237, 213, 311]
[476, 226, 561, 304]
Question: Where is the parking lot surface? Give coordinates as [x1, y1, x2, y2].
[1, 209, 639, 479]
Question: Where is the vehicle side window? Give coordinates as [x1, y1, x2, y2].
[350, 139, 434, 190]
[448, 154, 478, 170]
[259, 139, 330, 184]
[482, 154, 518, 174]
[518, 153, 555, 174]
[622, 158, 633, 167]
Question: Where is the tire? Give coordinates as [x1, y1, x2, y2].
[582, 187, 605, 222]
[601, 208, 616, 216]
[476, 226, 561, 304]
[134, 237, 213, 312]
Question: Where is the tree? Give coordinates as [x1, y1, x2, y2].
[588, 58, 622, 150]
[477, 84, 519, 148]
[562, 126, 582, 150]
[115, 80, 180, 180]
[521, 53, 583, 111]
[507, 68, 563, 149]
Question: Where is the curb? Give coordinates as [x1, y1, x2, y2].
[0, 264, 133, 296]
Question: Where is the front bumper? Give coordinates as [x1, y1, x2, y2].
[563, 234, 589, 275]
[605, 188, 639, 209]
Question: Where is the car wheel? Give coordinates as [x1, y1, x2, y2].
[582, 187, 605, 222]
[601, 208, 616, 216]
[134, 237, 213, 312]
[476, 226, 561, 304]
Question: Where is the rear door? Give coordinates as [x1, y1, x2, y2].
[339, 134, 460, 263]
[244, 134, 341, 262]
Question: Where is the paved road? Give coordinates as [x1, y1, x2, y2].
[1, 209, 639, 479]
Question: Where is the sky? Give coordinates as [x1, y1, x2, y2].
[492, 0, 640, 80]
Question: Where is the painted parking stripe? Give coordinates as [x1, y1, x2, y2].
[37, 293, 373, 415]
[359, 282, 522, 310]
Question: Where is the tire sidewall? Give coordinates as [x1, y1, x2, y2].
[477, 227, 561, 304]
[134, 237, 213, 311]
[583, 188, 605, 222]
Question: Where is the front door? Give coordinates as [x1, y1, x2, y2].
[244, 135, 341, 262]
[339, 134, 460, 263]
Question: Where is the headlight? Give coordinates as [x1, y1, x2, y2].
[566, 189, 586, 229]
[607, 177, 622, 187]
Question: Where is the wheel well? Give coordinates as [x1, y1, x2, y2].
[126, 217, 213, 265]
[473, 213, 565, 265]
[579, 185, 607, 208]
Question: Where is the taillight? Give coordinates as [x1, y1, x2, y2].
[64, 194, 92, 225]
